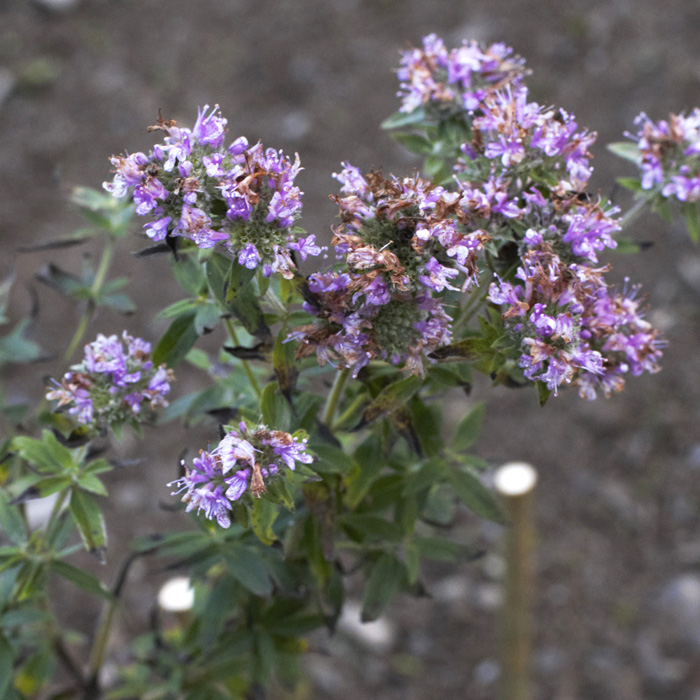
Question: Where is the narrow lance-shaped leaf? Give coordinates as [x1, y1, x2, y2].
[222, 544, 273, 596]
[357, 375, 422, 427]
[452, 402, 485, 452]
[361, 553, 405, 622]
[153, 311, 198, 367]
[0, 632, 13, 698]
[273, 331, 298, 400]
[69, 488, 107, 561]
[249, 497, 278, 546]
[607, 141, 641, 163]
[50, 560, 113, 600]
[681, 201, 700, 243]
[449, 469, 507, 524]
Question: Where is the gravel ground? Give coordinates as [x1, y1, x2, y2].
[2, 0, 700, 697]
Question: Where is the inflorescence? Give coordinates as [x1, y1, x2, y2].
[170, 423, 313, 528]
[47, 332, 173, 430]
[290, 166, 488, 377]
[630, 109, 700, 202]
[104, 105, 321, 278]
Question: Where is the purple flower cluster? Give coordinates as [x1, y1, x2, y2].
[462, 86, 597, 189]
[47, 332, 174, 428]
[488, 246, 663, 398]
[170, 423, 313, 528]
[290, 166, 487, 376]
[630, 110, 700, 201]
[397, 34, 527, 115]
[104, 105, 321, 278]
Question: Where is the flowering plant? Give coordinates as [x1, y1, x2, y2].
[0, 33, 687, 699]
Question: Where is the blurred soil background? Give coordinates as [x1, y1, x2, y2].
[2, 0, 700, 698]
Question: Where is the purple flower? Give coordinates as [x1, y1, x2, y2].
[238, 244, 261, 269]
[192, 103, 227, 148]
[46, 332, 174, 431]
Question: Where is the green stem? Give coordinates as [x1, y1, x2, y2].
[262, 286, 287, 317]
[225, 319, 262, 399]
[322, 368, 350, 427]
[86, 597, 116, 695]
[60, 239, 116, 369]
[452, 277, 492, 334]
[45, 488, 70, 541]
[332, 393, 365, 431]
[618, 197, 649, 230]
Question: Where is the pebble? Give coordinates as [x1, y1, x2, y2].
[655, 574, 700, 647]
[32, 0, 80, 12]
[24, 493, 59, 530]
[473, 658, 500, 686]
[0, 69, 16, 110]
[337, 600, 396, 653]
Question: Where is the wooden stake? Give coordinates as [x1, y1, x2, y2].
[494, 462, 538, 700]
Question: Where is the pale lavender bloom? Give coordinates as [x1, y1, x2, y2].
[224, 468, 250, 501]
[192, 103, 227, 148]
[47, 332, 173, 429]
[287, 234, 323, 262]
[238, 244, 261, 269]
[143, 216, 171, 241]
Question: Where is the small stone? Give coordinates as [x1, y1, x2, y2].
[656, 574, 700, 647]
[473, 659, 500, 686]
[337, 600, 395, 653]
[473, 582, 502, 610]
[432, 574, 470, 603]
[32, 0, 80, 12]
[24, 493, 59, 530]
[0, 69, 16, 109]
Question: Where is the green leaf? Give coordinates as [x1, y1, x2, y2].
[0, 320, 43, 365]
[308, 443, 356, 474]
[340, 513, 403, 542]
[0, 491, 27, 545]
[222, 545, 273, 596]
[50, 560, 112, 600]
[260, 382, 292, 432]
[97, 291, 136, 314]
[230, 283, 271, 341]
[249, 497, 278, 546]
[361, 554, 405, 622]
[264, 477, 295, 511]
[360, 375, 422, 426]
[607, 141, 640, 163]
[381, 107, 428, 130]
[0, 632, 13, 698]
[452, 402, 485, 452]
[345, 436, 385, 508]
[68, 488, 107, 560]
[613, 237, 642, 254]
[616, 176, 643, 192]
[273, 332, 298, 399]
[413, 536, 475, 562]
[449, 469, 507, 524]
[409, 396, 443, 457]
[76, 473, 108, 496]
[35, 263, 90, 299]
[391, 132, 433, 154]
[681, 201, 700, 243]
[171, 254, 207, 296]
[12, 431, 75, 473]
[429, 337, 481, 361]
[153, 312, 198, 367]
[537, 381, 552, 407]
[205, 253, 256, 309]
[225, 260, 257, 304]
[402, 458, 447, 496]
[194, 302, 221, 335]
